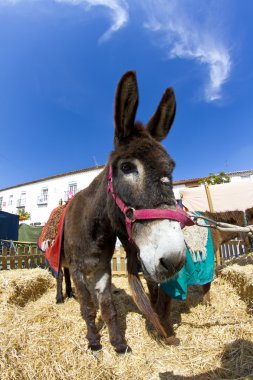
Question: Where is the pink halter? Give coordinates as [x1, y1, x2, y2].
[107, 165, 194, 241]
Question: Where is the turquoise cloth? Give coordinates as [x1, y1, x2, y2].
[160, 214, 215, 301]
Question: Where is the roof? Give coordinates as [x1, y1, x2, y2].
[173, 169, 253, 186]
[1, 167, 253, 192]
[0, 165, 105, 191]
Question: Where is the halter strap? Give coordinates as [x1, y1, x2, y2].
[107, 165, 194, 241]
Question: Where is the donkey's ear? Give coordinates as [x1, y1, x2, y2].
[146, 88, 176, 142]
[114, 71, 139, 146]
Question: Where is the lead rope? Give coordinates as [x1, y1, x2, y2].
[189, 212, 253, 237]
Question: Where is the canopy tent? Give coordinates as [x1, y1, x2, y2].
[18, 223, 44, 243]
[180, 180, 253, 212]
[0, 211, 19, 240]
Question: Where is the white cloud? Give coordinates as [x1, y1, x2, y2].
[141, 0, 232, 102]
[0, 0, 129, 42]
[0, 0, 232, 101]
[55, 0, 129, 42]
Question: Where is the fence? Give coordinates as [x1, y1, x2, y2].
[0, 240, 250, 273]
[112, 247, 127, 275]
[0, 243, 45, 270]
[219, 240, 246, 264]
[0, 241, 127, 274]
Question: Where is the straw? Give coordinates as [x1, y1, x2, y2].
[0, 268, 252, 379]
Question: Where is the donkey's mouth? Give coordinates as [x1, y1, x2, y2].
[157, 257, 185, 281]
[140, 256, 185, 283]
[159, 256, 185, 275]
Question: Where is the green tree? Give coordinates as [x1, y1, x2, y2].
[199, 171, 231, 185]
[18, 209, 31, 221]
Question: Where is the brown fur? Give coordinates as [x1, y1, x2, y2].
[246, 207, 253, 226]
[202, 208, 253, 254]
[60, 71, 181, 352]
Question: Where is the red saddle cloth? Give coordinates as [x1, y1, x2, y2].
[38, 202, 71, 276]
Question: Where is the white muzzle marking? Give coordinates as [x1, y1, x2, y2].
[133, 219, 186, 283]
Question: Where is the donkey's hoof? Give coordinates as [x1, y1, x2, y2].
[88, 343, 102, 351]
[165, 336, 180, 346]
[67, 290, 76, 299]
[56, 298, 64, 304]
[115, 344, 131, 354]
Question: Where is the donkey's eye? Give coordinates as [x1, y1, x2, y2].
[120, 162, 137, 174]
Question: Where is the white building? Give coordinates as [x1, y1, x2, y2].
[172, 169, 253, 199]
[0, 166, 104, 225]
[0, 167, 253, 225]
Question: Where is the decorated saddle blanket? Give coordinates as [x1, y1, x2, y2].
[160, 212, 215, 301]
[38, 203, 71, 276]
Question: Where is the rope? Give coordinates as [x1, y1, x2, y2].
[188, 212, 253, 237]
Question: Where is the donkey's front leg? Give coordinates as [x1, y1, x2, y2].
[95, 270, 131, 353]
[71, 269, 102, 351]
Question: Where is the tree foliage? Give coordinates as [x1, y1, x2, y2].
[18, 209, 31, 221]
[199, 171, 231, 185]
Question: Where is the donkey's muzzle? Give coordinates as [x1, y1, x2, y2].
[157, 254, 186, 280]
[133, 219, 187, 283]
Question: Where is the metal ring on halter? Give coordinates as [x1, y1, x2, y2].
[125, 207, 136, 222]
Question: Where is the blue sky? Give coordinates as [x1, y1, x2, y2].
[1, 0, 253, 189]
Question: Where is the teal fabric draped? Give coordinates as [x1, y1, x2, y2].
[160, 214, 215, 300]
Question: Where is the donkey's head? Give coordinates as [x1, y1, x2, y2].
[108, 71, 188, 283]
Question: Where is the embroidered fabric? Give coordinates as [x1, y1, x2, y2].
[183, 216, 208, 262]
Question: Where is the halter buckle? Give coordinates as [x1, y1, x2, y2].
[124, 207, 136, 222]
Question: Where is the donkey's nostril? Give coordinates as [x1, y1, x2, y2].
[159, 258, 170, 271]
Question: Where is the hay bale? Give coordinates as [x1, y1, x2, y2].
[0, 270, 252, 379]
[220, 264, 253, 312]
[0, 268, 54, 307]
[217, 253, 253, 273]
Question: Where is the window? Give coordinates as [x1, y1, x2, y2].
[8, 195, 13, 206]
[63, 182, 78, 202]
[37, 188, 48, 205]
[68, 182, 77, 196]
[17, 192, 26, 207]
[20, 192, 26, 204]
[41, 188, 48, 202]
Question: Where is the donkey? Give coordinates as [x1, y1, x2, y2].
[202, 208, 253, 258]
[61, 71, 193, 353]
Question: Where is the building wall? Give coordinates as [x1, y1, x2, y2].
[230, 174, 253, 182]
[172, 184, 187, 200]
[0, 168, 103, 225]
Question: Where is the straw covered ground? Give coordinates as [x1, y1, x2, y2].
[0, 268, 253, 380]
